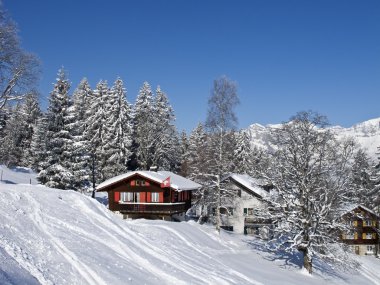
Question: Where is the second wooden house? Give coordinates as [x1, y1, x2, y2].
[341, 205, 380, 256]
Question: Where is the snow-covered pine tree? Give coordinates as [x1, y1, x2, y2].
[350, 148, 376, 207]
[187, 123, 213, 221]
[0, 103, 23, 166]
[263, 111, 355, 274]
[0, 92, 41, 167]
[152, 86, 180, 171]
[38, 69, 74, 189]
[30, 115, 48, 174]
[233, 130, 253, 174]
[69, 78, 93, 191]
[371, 146, 380, 214]
[102, 77, 133, 180]
[132, 82, 156, 170]
[19, 92, 42, 167]
[187, 123, 209, 181]
[85, 80, 109, 184]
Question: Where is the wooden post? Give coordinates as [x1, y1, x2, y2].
[30, 178, 31, 184]
[0, 169, 2, 181]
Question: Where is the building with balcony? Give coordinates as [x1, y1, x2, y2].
[96, 170, 202, 221]
[341, 205, 379, 256]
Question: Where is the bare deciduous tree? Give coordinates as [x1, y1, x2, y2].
[263, 111, 355, 274]
[0, 6, 40, 110]
[204, 76, 240, 233]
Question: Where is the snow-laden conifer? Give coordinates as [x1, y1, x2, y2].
[133, 82, 156, 170]
[152, 86, 180, 171]
[102, 77, 133, 179]
[69, 78, 93, 190]
[38, 69, 74, 189]
[85, 80, 109, 184]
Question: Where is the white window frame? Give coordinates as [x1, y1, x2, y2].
[121, 192, 134, 202]
[151, 192, 159, 203]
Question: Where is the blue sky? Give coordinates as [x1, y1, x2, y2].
[4, 0, 380, 131]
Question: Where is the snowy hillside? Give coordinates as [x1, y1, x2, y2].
[247, 118, 380, 160]
[1, 166, 380, 285]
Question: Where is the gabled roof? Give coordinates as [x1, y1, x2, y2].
[96, 171, 202, 192]
[342, 204, 380, 218]
[222, 173, 268, 198]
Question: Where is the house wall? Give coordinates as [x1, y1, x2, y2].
[220, 182, 265, 234]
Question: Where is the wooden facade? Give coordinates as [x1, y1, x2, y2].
[341, 205, 380, 256]
[97, 172, 197, 220]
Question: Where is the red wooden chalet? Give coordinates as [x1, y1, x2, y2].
[96, 171, 202, 220]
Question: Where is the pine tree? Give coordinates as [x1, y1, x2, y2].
[30, 115, 48, 174]
[69, 78, 93, 190]
[152, 86, 180, 171]
[0, 92, 41, 167]
[19, 92, 42, 167]
[233, 130, 253, 174]
[0, 103, 23, 166]
[371, 146, 380, 214]
[85, 80, 109, 184]
[133, 82, 156, 170]
[38, 69, 74, 189]
[187, 123, 209, 181]
[350, 148, 375, 207]
[102, 77, 133, 179]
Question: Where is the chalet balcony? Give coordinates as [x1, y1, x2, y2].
[244, 216, 272, 226]
[116, 202, 190, 215]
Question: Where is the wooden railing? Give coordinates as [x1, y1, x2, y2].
[116, 202, 189, 214]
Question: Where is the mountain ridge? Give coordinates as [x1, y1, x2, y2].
[247, 117, 380, 161]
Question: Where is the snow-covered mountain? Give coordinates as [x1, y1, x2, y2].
[1, 165, 380, 285]
[247, 118, 380, 161]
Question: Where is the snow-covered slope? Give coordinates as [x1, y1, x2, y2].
[1, 166, 380, 285]
[247, 118, 380, 160]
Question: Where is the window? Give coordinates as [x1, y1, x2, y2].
[364, 220, 372, 226]
[244, 208, 254, 216]
[367, 245, 374, 254]
[363, 233, 374, 240]
[151, 192, 159, 202]
[345, 233, 354, 239]
[121, 192, 134, 202]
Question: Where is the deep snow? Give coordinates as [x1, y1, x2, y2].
[1, 165, 380, 285]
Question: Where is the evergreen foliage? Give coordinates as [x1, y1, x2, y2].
[38, 69, 74, 189]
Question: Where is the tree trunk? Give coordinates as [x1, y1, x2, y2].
[300, 248, 312, 274]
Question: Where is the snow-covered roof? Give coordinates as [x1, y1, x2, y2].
[224, 173, 268, 198]
[342, 204, 380, 218]
[96, 171, 202, 192]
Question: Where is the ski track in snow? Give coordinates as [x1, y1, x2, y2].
[25, 191, 108, 285]
[152, 224, 263, 285]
